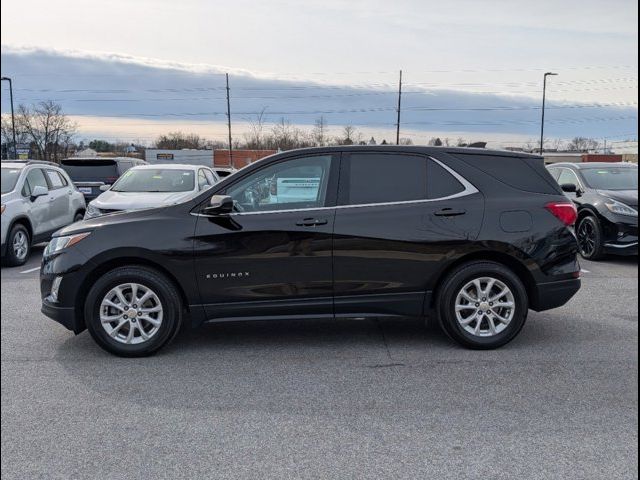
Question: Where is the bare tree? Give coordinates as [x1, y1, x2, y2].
[1, 115, 30, 158]
[399, 137, 414, 145]
[428, 137, 443, 146]
[154, 131, 207, 150]
[567, 137, 599, 152]
[312, 116, 328, 147]
[243, 107, 268, 149]
[16, 101, 77, 162]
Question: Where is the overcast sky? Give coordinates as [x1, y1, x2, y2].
[1, 0, 637, 147]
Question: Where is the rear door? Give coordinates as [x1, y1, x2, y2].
[333, 151, 484, 317]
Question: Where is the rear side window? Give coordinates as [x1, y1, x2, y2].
[427, 160, 465, 199]
[452, 153, 560, 194]
[345, 153, 427, 205]
[45, 170, 66, 189]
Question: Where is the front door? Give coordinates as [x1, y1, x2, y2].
[333, 151, 485, 317]
[193, 153, 339, 321]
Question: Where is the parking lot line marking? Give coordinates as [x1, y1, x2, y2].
[20, 267, 40, 274]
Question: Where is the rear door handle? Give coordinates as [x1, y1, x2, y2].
[434, 208, 466, 217]
[296, 218, 328, 227]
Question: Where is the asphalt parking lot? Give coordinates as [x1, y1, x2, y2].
[1, 249, 638, 479]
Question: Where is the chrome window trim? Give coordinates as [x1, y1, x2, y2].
[193, 155, 479, 217]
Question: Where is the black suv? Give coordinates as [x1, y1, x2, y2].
[548, 162, 638, 260]
[41, 147, 581, 356]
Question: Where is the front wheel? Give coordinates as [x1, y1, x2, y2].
[577, 215, 605, 260]
[437, 261, 528, 349]
[85, 266, 183, 357]
[4, 224, 31, 267]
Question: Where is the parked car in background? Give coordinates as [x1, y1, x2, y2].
[84, 164, 219, 219]
[548, 162, 638, 260]
[1, 160, 86, 266]
[213, 167, 237, 179]
[60, 157, 147, 202]
[41, 146, 581, 356]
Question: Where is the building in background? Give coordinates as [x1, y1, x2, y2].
[214, 149, 277, 169]
[145, 149, 213, 166]
[543, 153, 623, 164]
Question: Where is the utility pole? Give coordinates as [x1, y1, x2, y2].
[225, 73, 233, 167]
[1, 76, 17, 159]
[396, 69, 402, 145]
[540, 72, 558, 154]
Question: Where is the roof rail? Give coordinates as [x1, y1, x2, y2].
[1, 159, 59, 166]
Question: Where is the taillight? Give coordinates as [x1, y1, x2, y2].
[545, 201, 578, 226]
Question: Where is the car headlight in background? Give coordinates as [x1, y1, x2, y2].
[604, 199, 638, 217]
[84, 203, 102, 219]
[44, 232, 91, 256]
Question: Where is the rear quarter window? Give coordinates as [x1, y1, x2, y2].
[451, 153, 561, 194]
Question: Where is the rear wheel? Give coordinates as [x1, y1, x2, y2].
[437, 261, 528, 349]
[577, 215, 605, 260]
[4, 224, 31, 267]
[85, 266, 182, 357]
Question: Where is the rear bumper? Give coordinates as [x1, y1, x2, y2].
[531, 278, 581, 312]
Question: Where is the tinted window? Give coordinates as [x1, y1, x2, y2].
[452, 153, 560, 194]
[227, 155, 332, 212]
[25, 168, 49, 194]
[427, 160, 465, 199]
[45, 170, 65, 189]
[1, 168, 21, 194]
[346, 153, 427, 205]
[60, 160, 119, 182]
[581, 167, 638, 191]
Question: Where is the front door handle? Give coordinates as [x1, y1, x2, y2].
[434, 208, 466, 217]
[296, 218, 328, 227]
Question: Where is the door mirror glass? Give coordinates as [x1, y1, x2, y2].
[560, 183, 577, 193]
[99, 184, 111, 191]
[203, 195, 234, 215]
[31, 185, 48, 198]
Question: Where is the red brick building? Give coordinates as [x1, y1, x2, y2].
[214, 149, 277, 169]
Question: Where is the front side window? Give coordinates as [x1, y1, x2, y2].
[558, 169, 581, 188]
[111, 169, 195, 193]
[227, 155, 332, 212]
[24, 168, 49, 196]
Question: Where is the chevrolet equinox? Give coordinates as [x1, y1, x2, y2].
[41, 147, 582, 356]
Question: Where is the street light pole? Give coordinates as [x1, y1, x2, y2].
[540, 72, 558, 154]
[1, 76, 17, 159]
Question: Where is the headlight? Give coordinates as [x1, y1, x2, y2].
[605, 199, 638, 217]
[44, 232, 91, 256]
[84, 203, 102, 219]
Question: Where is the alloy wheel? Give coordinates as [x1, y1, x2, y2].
[577, 220, 596, 257]
[99, 283, 163, 344]
[12, 231, 28, 261]
[454, 277, 516, 337]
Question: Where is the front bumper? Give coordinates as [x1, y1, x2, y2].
[531, 278, 581, 312]
[604, 223, 638, 256]
[41, 298, 80, 333]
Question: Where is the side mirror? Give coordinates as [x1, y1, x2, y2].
[31, 185, 48, 199]
[99, 184, 111, 192]
[202, 195, 234, 215]
[560, 183, 577, 193]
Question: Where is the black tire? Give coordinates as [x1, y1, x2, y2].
[577, 215, 605, 261]
[3, 223, 31, 267]
[85, 266, 182, 357]
[74, 212, 85, 222]
[436, 261, 528, 350]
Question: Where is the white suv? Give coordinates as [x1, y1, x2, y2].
[1, 161, 86, 266]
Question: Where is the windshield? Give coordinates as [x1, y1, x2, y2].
[1, 168, 22, 194]
[111, 169, 195, 192]
[581, 167, 638, 191]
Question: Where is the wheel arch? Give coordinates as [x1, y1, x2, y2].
[74, 256, 191, 331]
[428, 250, 536, 312]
